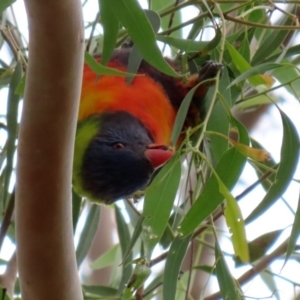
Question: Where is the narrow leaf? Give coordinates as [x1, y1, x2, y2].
[286, 191, 300, 262]
[215, 239, 244, 300]
[226, 41, 266, 86]
[246, 110, 299, 223]
[179, 120, 248, 236]
[0, 0, 16, 13]
[142, 156, 181, 258]
[72, 190, 82, 232]
[157, 36, 208, 52]
[83, 285, 118, 297]
[110, 1, 179, 77]
[0, 288, 10, 300]
[206, 65, 232, 164]
[265, 44, 300, 63]
[122, 216, 144, 265]
[251, 17, 293, 65]
[76, 205, 101, 267]
[126, 10, 161, 84]
[163, 234, 192, 300]
[90, 244, 120, 269]
[84, 52, 136, 76]
[171, 83, 202, 146]
[4, 62, 22, 206]
[228, 63, 282, 88]
[99, 0, 119, 65]
[115, 205, 133, 294]
[223, 187, 249, 263]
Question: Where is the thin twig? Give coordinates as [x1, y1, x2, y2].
[0, 251, 17, 299]
[0, 191, 15, 252]
[86, 12, 100, 53]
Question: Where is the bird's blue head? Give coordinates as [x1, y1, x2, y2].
[73, 111, 173, 204]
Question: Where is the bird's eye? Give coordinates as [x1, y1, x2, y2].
[112, 143, 125, 150]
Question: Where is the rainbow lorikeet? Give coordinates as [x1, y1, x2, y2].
[73, 49, 222, 204]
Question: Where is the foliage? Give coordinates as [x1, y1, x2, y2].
[0, 0, 300, 299]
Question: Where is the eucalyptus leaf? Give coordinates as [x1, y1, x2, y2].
[142, 156, 181, 258]
[179, 119, 248, 236]
[99, 0, 119, 65]
[76, 205, 101, 267]
[109, 0, 179, 77]
[0, 0, 16, 13]
[4, 62, 21, 207]
[215, 239, 245, 300]
[246, 109, 299, 223]
[163, 234, 192, 300]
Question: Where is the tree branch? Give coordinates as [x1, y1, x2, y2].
[16, 0, 84, 299]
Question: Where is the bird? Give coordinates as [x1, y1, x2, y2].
[72, 48, 222, 204]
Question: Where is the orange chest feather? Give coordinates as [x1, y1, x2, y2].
[79, 64, 177, 145]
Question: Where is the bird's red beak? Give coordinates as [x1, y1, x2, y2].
[145, 144, 174, 169]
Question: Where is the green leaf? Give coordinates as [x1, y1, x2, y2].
[171, 82, 202, 146]
[272, 64, 300, 98]
[83, 285, 118, 297]
[193, 265, 216, 274]
[122, 262, 151, 300]
[246, 109, 299, 223]
[239, 34, 250, 63]
[234, 230, 282, 266]
[264, 44, 300, 64]
[215, 239, 245, 300]
[250, 139, 277, 192]
[0, 0, 16, 14]
[115, 205, 133, 294]
[226, 40, 266, 86]
[90, 244, 120, 269]
[76, 205, 101, 267]
[251, 17, 293, 65]
[236, 94, 277, 111]
[0, 288, 10, 300]
[206, 64, 231, 164]
[142, 156, 181, 258]
[162, 234, 192, 300]
[144, 273, 163, 295]
[202, 27, 222, 54]
[286, 193, 300, 263]
[126, 10, 161, 84]
[179, 119, 248, 236]
[72, 190, 82, 232]
[15, 74, 26, 95]
[260, 269, 280, 300]
[130, 263, 151, 290]
[223, 188, 249, 263]
[109, 0, 179, 77]
[4, 62, 22, 207]
[0, 68, 14, 90]
[84, 52, 136, 76]
[99, 0, 119, 65]
[157, 36, 208, 52]
[228, 62, 282, 88]
[151, 0, 182, 38]
[122, 216, 144, 265]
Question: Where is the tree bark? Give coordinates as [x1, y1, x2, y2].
[16, 0, 84, 299]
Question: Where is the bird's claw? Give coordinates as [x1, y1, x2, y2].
[198, 61, 223, 82]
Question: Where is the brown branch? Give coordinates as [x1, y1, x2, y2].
[15, 0, 84, 299]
